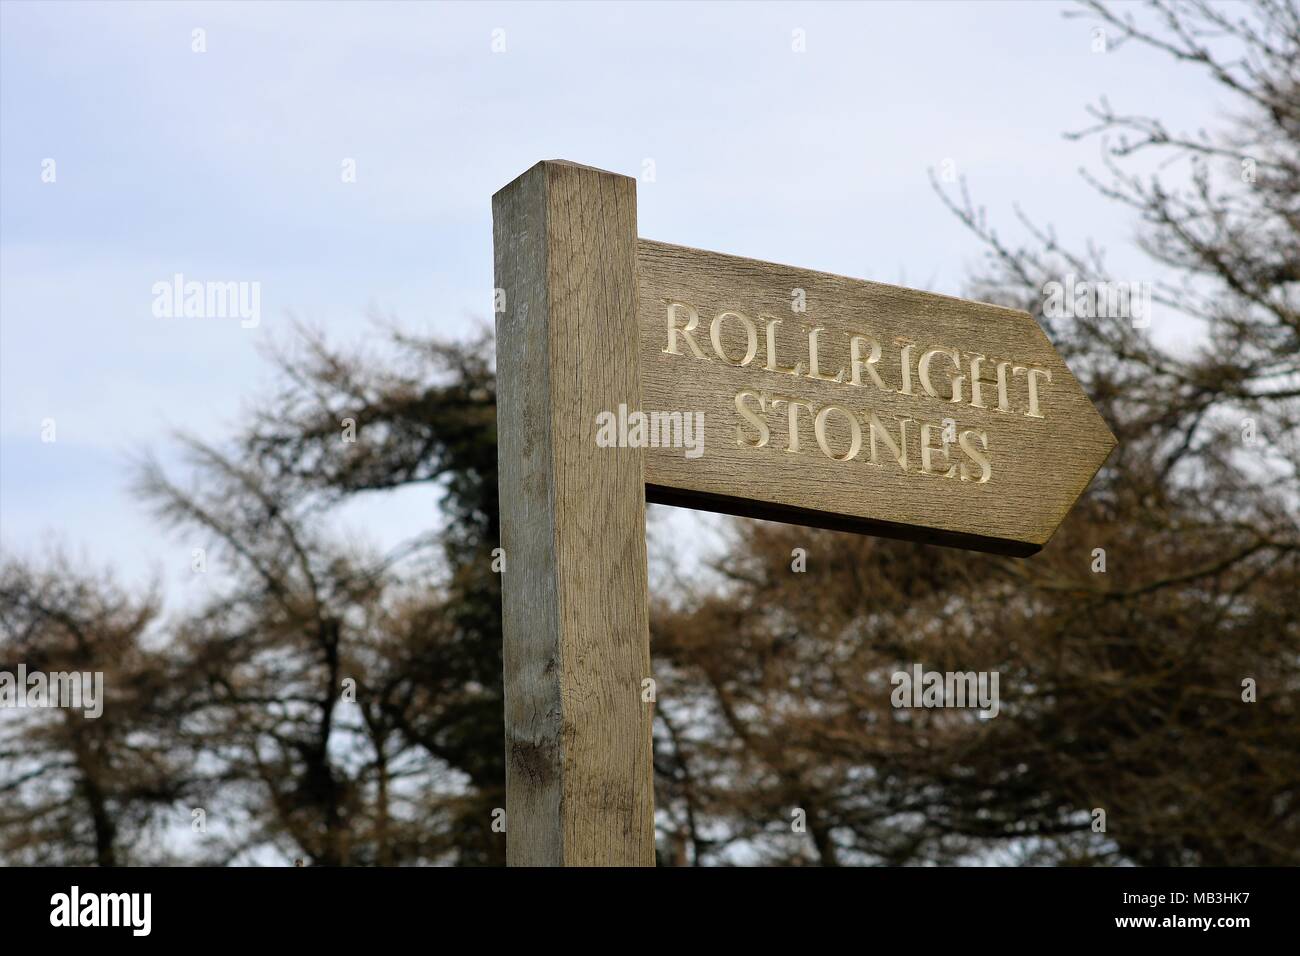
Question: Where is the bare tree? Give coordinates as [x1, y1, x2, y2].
[0, 556, 195, 865]
[652, 0, 1300, 867]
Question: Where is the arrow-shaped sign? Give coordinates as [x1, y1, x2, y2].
[635, 240, 1116, 556]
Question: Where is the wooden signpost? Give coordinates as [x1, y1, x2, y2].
[492, 160, 1116, 866]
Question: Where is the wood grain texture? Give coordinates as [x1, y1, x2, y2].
[493, 161, 654, 866]
[637, 240, 1117, 556]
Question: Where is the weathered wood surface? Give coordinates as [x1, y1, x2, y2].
[493, 160, 655, 866]
[490, 158, 1118, 867]
[637, 240, 1117, 556]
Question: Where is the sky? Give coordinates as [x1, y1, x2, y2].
[0, 0, 1229, 601]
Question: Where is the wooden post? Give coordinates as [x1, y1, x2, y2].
[492, 161, 656, 866]
[491, 158, 1116, 866]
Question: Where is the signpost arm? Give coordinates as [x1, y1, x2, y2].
[492, 161, 656, 866]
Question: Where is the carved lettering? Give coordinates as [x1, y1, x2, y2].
[660, 296, 1052, 485]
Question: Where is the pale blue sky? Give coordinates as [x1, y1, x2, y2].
[0, 0, 1224, 596]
